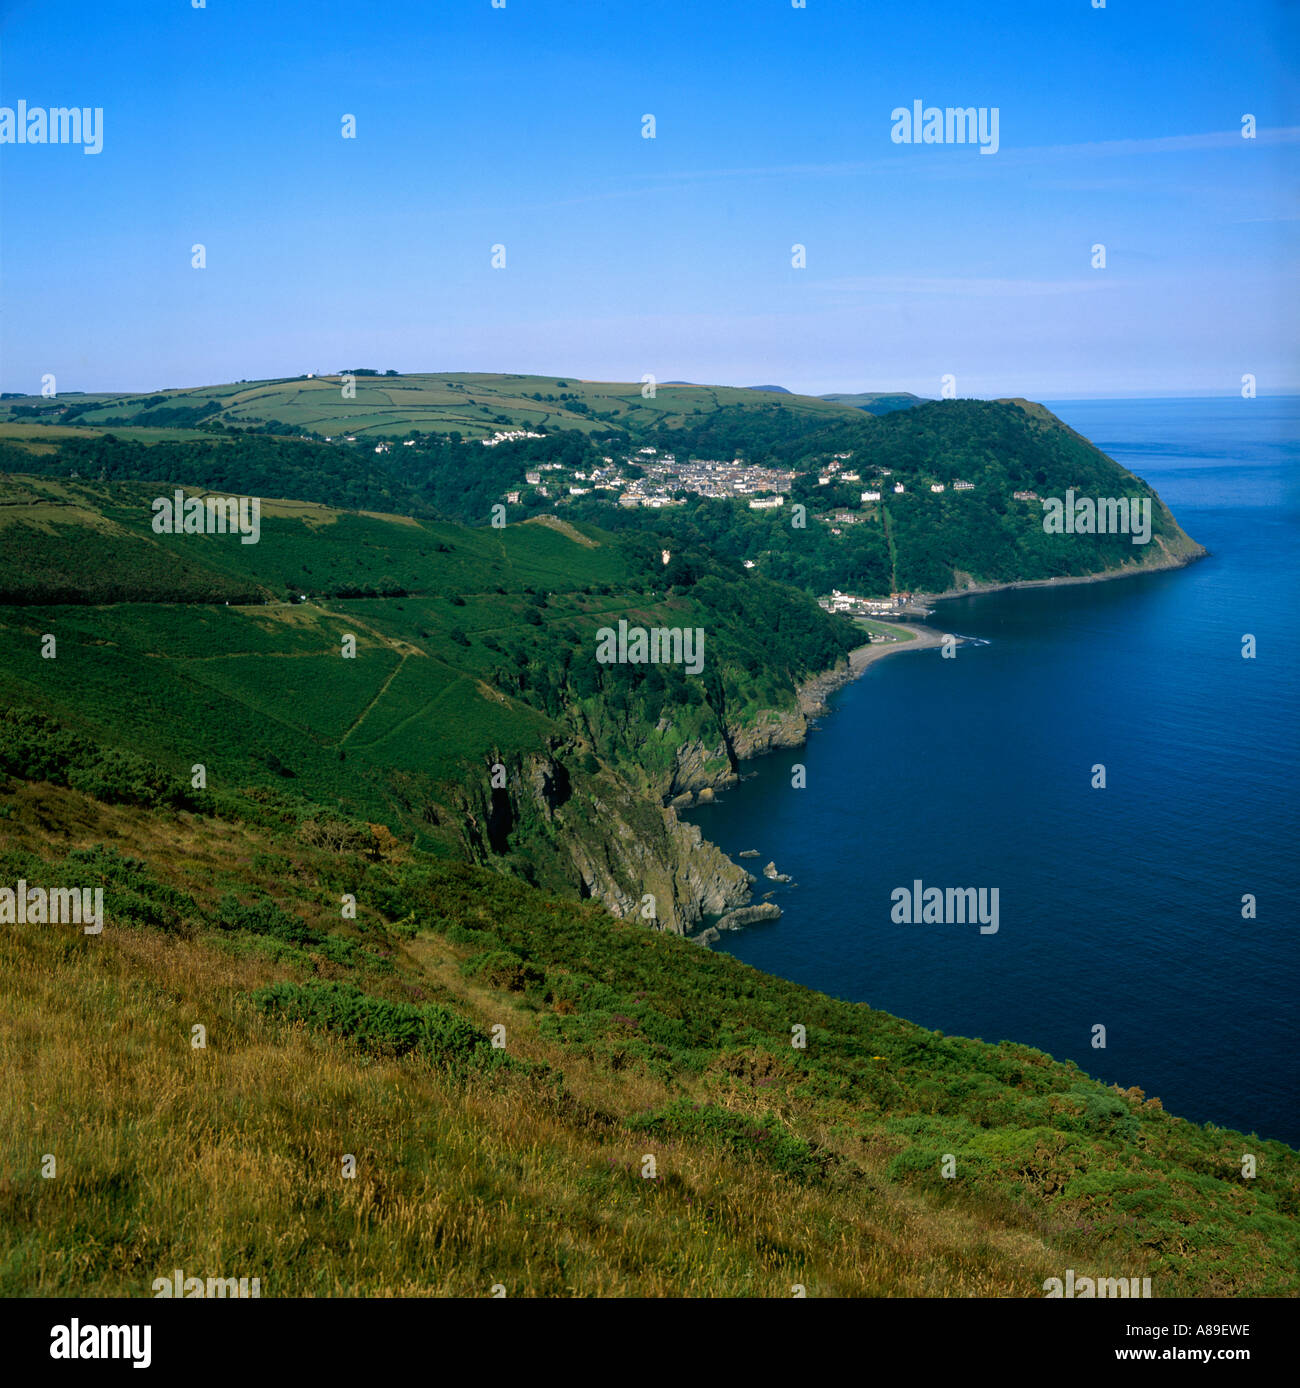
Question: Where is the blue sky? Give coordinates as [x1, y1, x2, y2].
[1, 0, 1296, 398]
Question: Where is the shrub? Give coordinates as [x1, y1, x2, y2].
[251, 980, 486, 1065]
[462, 949, 545, 992]
[214, 893, 322, 947]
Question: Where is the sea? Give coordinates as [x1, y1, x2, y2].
[685, 396, 1299, 1146]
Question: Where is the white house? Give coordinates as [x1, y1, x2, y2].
[930, 483, 945, 493]
[893, 483, 905, 494]
[862, 490, 882, 502]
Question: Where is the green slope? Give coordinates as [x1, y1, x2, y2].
[0, 476, 857, 927]
[0, 771, 1294, 1296]
[2, 372, 868, 442]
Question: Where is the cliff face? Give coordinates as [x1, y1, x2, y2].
[663, 656, 853, 805]
[447, 748, 750, 934]
[445, 654, 859, 933]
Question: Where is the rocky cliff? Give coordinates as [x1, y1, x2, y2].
[447, 746, 751, 934]
[446, 651, 861, 934]
[662, 654, 855, 806]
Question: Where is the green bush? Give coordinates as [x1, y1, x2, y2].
[251, 980, 486, 1066]
[215, 893, 322, 947]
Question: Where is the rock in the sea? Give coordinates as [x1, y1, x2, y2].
[738, 849, 760, 859]
[762, 861, 792, 883]
[714, 903, 782, 931]
[694, 926, 721, 946]
[696, 786, 716, 803]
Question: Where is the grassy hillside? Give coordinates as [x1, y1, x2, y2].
[0, 476, 856, 927]
[819, 390, 930, 415]
[1, 373, 867, 443]
[0, 773, 1295, 1297]
[570, 398, 1205, 595]
[0, 396, 1278, 1300]
[0, 391, 1204, 600]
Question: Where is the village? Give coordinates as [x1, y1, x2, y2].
[502, 443, 985, 517]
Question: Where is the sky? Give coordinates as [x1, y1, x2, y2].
[1, 0, 1296, 399]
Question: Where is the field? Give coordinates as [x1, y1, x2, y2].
[1, 373, 871, 443]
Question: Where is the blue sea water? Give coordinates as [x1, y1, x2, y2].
[685, 396, 1299, 1146]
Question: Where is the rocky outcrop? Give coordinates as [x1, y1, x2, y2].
[448, 747, 750, 935]
[793, 654, 858, 718]
[664, 705, 810, 804]
[659, 657, 861, 808]
[715, 902, 782, 931]
[448, 651, 866, 935]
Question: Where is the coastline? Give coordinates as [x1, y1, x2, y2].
[796, 548, 1206, 711]
[697, 551, 1206, 921]
[681, 549, 1205, 902]
[913, 544, 1207, 606]
[796, 622, 944, 714]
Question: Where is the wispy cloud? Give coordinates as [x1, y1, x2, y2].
[812, 275, 1117, 298]
[1004, 126, 1300, 161]
[622, 127, 1300, 189]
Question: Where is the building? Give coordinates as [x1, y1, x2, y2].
[930, 483, 945, 493]
[954, 479, 975, 491]
[893, 483, 905, 494]
[748, 495, 785, 510]
[862, 490, 882, 502]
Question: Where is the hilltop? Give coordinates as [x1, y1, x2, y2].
[0, 380, 1204, 602]
[0, 385, 1208, 916]
[0, 372, 872, 444]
